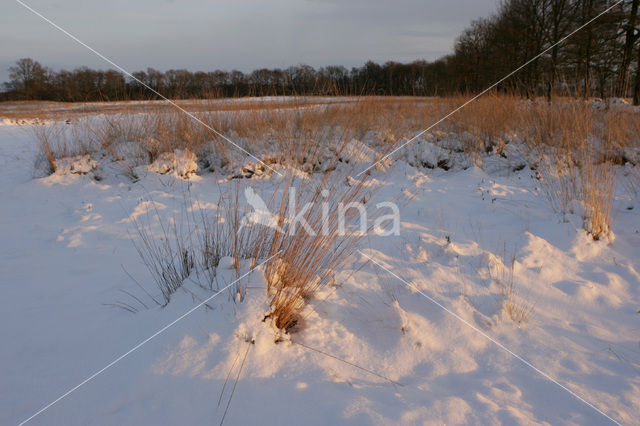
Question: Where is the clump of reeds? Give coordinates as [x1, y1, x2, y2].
[32, 119, 95, 174]
[131, 201, 195, 306]
[522, 100, 619, 240]
[130, 185, 281, 306]
[262, 171, 371, 332]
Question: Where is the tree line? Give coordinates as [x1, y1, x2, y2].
[2, 0, 639, 104]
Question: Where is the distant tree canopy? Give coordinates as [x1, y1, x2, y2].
[2, 0, 639, 103]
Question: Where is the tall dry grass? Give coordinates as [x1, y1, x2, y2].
[34, 95, 637, 238]
[522, 100, 622, 240]
[30, 96, 638, 319]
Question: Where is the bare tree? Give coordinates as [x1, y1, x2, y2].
[6, 58, 49, 100]
[616, 0, 640, 97]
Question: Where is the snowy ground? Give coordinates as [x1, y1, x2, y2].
[0, 107, 639, 425]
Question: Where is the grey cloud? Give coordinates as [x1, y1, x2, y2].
[1, 0, 498, 83]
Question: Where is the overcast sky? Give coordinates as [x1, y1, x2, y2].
[1, 0, 499, 83]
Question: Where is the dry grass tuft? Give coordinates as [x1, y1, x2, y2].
[263, 171, 373, 332]
[490, 253, 534, 325]
[523, 100, 621, 240]
[131, 202, 195, 306]
[32, 120, 95, 174]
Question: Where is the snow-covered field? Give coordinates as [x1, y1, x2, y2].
[0, 101, 639, 425]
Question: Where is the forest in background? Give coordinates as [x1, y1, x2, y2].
[2, 0, 639, 104]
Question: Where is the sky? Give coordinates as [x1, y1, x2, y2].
[1, 0, 499, 83]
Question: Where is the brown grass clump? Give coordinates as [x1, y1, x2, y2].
[581, 160, 617, 240]
[131, 202, 195, 306]
[32, 120, 95, 174]
[262, 169, 373, 332]
[522, 100, 621, 240]
[579, 116, 618, 240]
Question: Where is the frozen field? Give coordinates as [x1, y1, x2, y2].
[0, 98, 639, 425]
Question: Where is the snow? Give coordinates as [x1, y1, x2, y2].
[53, 155, 99, 175]
[0, 109, 639, 425]
[148, 149, 198, 178]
